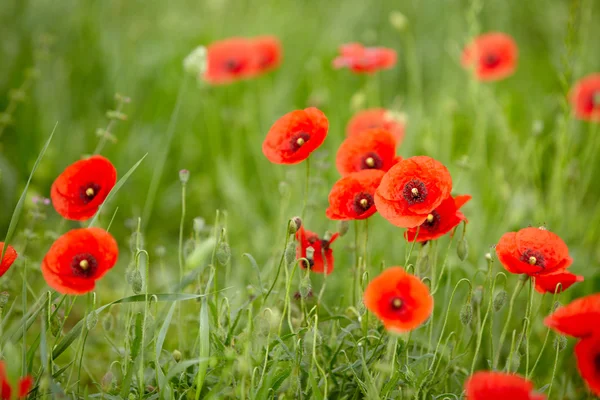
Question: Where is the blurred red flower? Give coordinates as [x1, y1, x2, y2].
[326, 170, 385, 220]
[495, 227, 572, 276]
[464, 371, 545, 400]
[41, 228, 119, 295]
[295, 226, 338, 275]
[575, 335, 600, 396]
[336, 128, 399, 176]
[570, 74, 600, 122]
[333, 43, 397, 73]
[0, 361, 33, 400]
[251, 36, 283, 74]
[346, 108, 405, 144]
[374, 156, 453, 228]
[534, 271, 583, 294]
[363, 267, 433, 333]
[462, 32, 518, 81]
[404, 195, 471, 242]
[0, 243, 17, 278]
[545, 293, 600, 339]
[50, 155, 116, 221]
[203, 38, 257, 84]
[262, 107, 328, 164]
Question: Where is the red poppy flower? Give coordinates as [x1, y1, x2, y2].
[0, 361, 33, 400]
[346, 108, 405, 144]
[50, 155, 117, 221]
[495, 227, 572, 276]
[374, 156, 452, 228]
[262, 107, 329, 165]
[570, 74, 600, 122]
[404, 195, 471, 242]
[333, 43, 397, 73]
[295, 226, 339, 275]
[464, 371, 545, 400]
[544, 293, 600, 339]
[575, 336, 600, 396]
[251, 36, 283, 75]
[534, 271, 583, 294]
[364, 267, 432, 333]
[0, 243, 17, 278]
[203, 38, 256, 85]
[41, 228, 119, 295]
[461, 32, 518, 81]
[326, 170, 385, 220]
[336, 128, 399, 176]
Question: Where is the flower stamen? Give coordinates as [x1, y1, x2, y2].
[365, 157, 375, 167]
[79, 259, 89, 270]
[391, 297, 403, 309]
[85, 187, 95, 197]
[529, 256, 537, 265]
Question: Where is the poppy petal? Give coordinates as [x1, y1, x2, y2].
[544, 293, 600, 339]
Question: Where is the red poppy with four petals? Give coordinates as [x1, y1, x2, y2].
[462, 32, 518, 81]
[336, 128, 399, 176]
[203, 38, 257, 85]
[326, 170, 385, 220]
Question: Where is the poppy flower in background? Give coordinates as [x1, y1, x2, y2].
[262, 107, 329, 164]
[570, 73, 600, 122]
[203, 38, 257, 84]
[0, 243, 17, 278]
[295, 226, 339, 275]
[363, 266, 433, 333]
[0, 361, 33, 400]
[544, 293, 600, 339]
[251, 36, 283, 74]
[374, 156, 453, 228]
[336, 128, 399, 176]
[346, 108, 406, 144]
[461, 32, 518, 81]
[404, 195, 471, 242]
[574, 335, 600, 396]
[534, 270, 584, 294]
[41, 228, 119, 295]
[333, 43, 397, 74]
[495, 227, 572, 277]
[326, 169, 385, 220]
[464, 371, 545, 400]
[50, 155, 117, 221]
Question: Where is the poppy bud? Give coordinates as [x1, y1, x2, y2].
[0, 291, 9, 309]
[337, 220, 350, 237]
[288, 217, 302, 235]
[389, 11, 408, 31]
[460, 303, 473, 326]
[128, 394, 136, 400]
[554, 335, 567, 352]
[102, 313, 114, 332]
[216, 242, 231, 265]
[183, 45, 207, 77]
[284, 242, 296, 266]
[510, 352, 521, 371]
[472, 286, 483, 305]
[299, 276, 312, 298]
[179, 169, 190, 184]
[173, 349, 182, 362]
[193, 217, 205, 235]
[552, 301, 562, 313]
[457, 237, 468, 261]
[493, 290, 508, 312]
[50, 312, 62, 337]
[39, 374, 50, 392]
[86, 311, 98, 331]
[306, 246, 316, 261]
[131, 269, 143, 294]
[416, 254, 430, 275]
[485, 252, 492, 261]
[101, 371, 114, 392]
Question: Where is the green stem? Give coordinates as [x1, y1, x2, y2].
[494, 278, 526, 368]
[301, 157, 311, 220]
[178, 180, 187, 350]
[264, 222, 293, 302]
[547, 336, 561, 398]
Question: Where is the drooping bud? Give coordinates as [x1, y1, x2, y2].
[457, 237, 468, 261]
[0, 291, 9, 309]
[179, 169, 190, 184]
[285, 242, 296, 266]
[493, 290, 508, 312]
[460, 303, 473, 326]
[510, 352, 521, 371]
[472, 286, 483, 305]
[101, 371, 114, 392]
[389, 11, 408, 31]
[172, 349, 182, 362]
[485, 252, 493, 261]
[86, 311, 98, 331]
[216, 242, 231, 265]
[288, 217, 302, 235]
[193, 217, 206, 235]
[337, 220, 350, 237]
[299, 276, 312, 298]
[554, 335, 567, 352]
[131, 269, 143, 294]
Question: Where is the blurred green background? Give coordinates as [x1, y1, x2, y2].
[1, 0, 599, 392]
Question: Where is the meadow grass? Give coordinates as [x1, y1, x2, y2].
[1, 0, 599, 398]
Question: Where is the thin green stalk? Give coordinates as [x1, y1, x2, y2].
[547, 336, 561, 398]
[301, 157, 311, 220]
[177, 179, 187, 349]
[353, 220, 360, 305]
[264, 222, 293, 302]
[524, 279, 534, 375]
[528, 290, 561, 378]
[494, 278, 526, 368]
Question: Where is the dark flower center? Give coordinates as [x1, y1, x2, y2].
[520, 249, 546, 270]
[291, 132, 310, 151]
[80, 183, 101, 205]
[320, 239, 331, 251]
[352, 193, 374, 215]
[483, 53, 501, 68]
[360, 152, 383, 170]
[595, 353, 600, 373]
[390, 296, 404, 312]
[71, 253, 98, 278]
[422, 211, 440, 231]
[224, 59, 243, 73]
[402, 179, 428, 205]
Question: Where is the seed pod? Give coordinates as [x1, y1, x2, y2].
[457, 237, 468, 261]
[0, 291, 9, 309]
[554, 335, 567, 352]
[460, 303, 473, 326]
[299, 276, 312, 298]
[172, 349, 182, 362]
[493, 290, 508, 312]
[284, 241, 296, 265]
[86, 311, 98, 331]
[216, 242, 231, 265]
[337, 220, 350, 237]
[553, 301, 562, 313]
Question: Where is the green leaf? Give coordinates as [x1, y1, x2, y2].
[88, 153, 148, 228]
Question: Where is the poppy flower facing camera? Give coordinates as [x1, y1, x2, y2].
[326, 170, 385, 220]
[570, 74, 600, 122]
[336, 128, 399, 176]
[462, 32, 518, 81]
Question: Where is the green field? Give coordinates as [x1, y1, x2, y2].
[1, 0, 599, 398]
